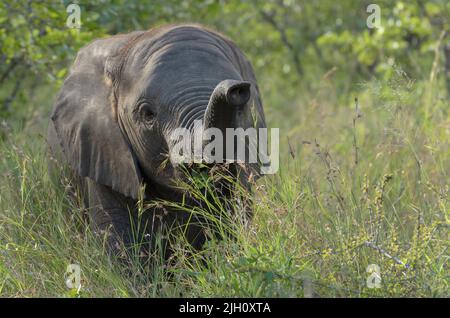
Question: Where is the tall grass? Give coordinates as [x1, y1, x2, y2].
[0, 68, 448, 297]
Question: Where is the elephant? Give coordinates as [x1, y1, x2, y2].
[47, 24, 266, 261]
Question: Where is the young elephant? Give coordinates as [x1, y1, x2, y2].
[47, 24, 266, 259]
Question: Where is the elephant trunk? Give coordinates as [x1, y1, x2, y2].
[200, 79, 251, 164]
[203, 80, 251, 132]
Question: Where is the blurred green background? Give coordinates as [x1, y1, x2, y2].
[1, 0, 449, 120]
[0, 1, 448, 297]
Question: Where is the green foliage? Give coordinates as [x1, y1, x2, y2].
[0, 0, 449, 297]
[0, 65, 448, 297]
[2, 0, 449, 116]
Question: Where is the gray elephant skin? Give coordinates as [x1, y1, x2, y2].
[47, 24, 266, 261]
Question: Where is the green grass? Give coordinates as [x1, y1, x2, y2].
[0, 69, 448, 297]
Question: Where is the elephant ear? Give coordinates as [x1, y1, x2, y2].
[51, 38, 143, 199]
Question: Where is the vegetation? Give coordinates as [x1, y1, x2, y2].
[0, 0, 448, 297]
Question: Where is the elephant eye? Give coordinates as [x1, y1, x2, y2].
[139, 103, 156, 124]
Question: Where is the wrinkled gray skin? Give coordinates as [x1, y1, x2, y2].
[47, 24, 266, 259]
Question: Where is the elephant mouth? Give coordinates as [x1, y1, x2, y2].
[141, 161, 235, 207]
[163, 161, 234, 195]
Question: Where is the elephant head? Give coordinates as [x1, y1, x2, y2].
[51, 25, 266, 200]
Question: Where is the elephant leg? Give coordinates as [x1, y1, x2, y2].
[86, 179, 139, 258]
